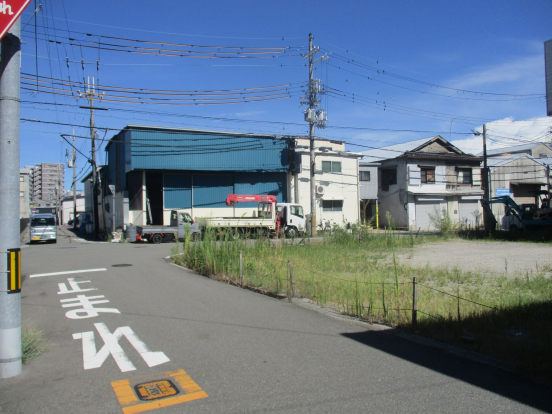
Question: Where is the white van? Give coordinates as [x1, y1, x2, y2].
[30, 214, 57, 244]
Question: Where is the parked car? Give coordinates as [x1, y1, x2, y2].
[30, 214, 57, 244]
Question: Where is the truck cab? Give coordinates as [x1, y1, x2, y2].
[276, 203, 306, 237]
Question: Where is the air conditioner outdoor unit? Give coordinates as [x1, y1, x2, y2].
[316, 185, 325, 195]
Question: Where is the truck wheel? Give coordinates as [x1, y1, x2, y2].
[285, 227, 298, 238]
[191, 232, 199, 241]
[231, 229, 241, 240]
[151, 234, 163, 244]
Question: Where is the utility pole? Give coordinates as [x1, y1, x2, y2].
[547, 165, 550, 207]
[302, 34, 327, 237]
[481, 124, 492, 232]
[79, 78, 105, 239]
[66, 132, 77, 230]
[0, 18, 22, 379]
[72, 133, 77, 230]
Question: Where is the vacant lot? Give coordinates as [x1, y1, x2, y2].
[396, 239, 552, 277]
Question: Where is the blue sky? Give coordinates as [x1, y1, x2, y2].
[15, 0, 552, 191]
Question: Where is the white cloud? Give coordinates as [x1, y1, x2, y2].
[448, 54, 544, 93]
[451, 116, 552, 155]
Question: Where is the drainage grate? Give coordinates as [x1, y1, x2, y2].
[112, 264, 133, 267]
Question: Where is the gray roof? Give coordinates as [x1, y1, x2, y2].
[360, 137, 436, 163]
[477, 142, 552, 157]
[487, 153, 528, 168]
[534, 156, 552, 166]
[488, 154, 552, 169]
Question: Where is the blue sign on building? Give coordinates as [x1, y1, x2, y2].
[495, 188, 511, 197]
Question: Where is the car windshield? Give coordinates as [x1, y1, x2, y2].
[31, 217, 56, 227]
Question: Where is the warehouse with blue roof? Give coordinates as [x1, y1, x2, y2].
[92, 125, 361, 231]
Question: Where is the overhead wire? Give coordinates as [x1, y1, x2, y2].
[24, 15, 303, 40]
[20, 100, 475, 136]
[324, 50, 544, 99]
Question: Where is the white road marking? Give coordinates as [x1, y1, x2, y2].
[58, 278, 97, 295]
[73, 323, 170, 372]
[30, 268, 107, 278]
[61, 294, 120, 319]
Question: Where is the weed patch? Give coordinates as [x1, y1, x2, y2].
[22, 324, 49, 364]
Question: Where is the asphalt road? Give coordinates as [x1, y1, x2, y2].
[0, 228, 550, 413]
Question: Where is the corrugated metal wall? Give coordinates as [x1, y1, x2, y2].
[234, 172, 286, 207]
[164, 174, 192, 209]
[107, 144, 117, 186]
[162, 172, 287, 209]
[130, 130, 289, 172]
[193, 175, 234, 208]
[106, 132, 130, 191]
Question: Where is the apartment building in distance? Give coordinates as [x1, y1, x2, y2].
[20, 167, 33, 218]
[30, 163, 64, 202]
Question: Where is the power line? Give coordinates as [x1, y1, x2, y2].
[20, 101, 475, 135]
[326, 62, 544, 102]
[324, 50, 544, 99]
[26, 14, 303, 40]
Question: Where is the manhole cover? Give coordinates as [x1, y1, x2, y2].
[135, 380, 180, 401]
[112, 264, 133, 267]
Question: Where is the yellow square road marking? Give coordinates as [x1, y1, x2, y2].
[111, 369, 208, 413]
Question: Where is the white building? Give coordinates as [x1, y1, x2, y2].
[291, 137, 362, 228]
[362, 136, 483, 230]
[19, 167, 33, 218]
[61, 194, 86, 225]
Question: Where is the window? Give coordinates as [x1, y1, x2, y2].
[290, 205, 304, 218]
[421, 167, 435, 184]
[322, 200, 343, 211]
[31, 217, 56, 227]
[20, 176, 23, 182]
[381, 168, 397, 191]
[322, 161, 341, 173]
[539, 153, 547, 158]
[359, 171, 371, 181]
[20, 191, 24, 197]
[179, 213, 193, 223]
[457, 168, 472, 185]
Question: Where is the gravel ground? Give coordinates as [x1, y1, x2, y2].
[396, 240, 552, 277]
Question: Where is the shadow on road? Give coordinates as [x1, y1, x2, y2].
[341, 329, 552, 413]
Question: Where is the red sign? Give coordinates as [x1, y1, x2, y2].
[0, 0, 31, 41]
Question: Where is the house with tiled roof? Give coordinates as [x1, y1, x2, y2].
[361, 136, 483, 230]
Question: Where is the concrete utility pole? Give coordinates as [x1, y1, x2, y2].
[72, 133, 77, 230]
[0, 18, 22, 378]
[302, 34, 327, 237]
[308, 34, 316, 237]
[481, 124, 491, 231]
[547, 164, 550, 206]
[79, 79, 105, 239]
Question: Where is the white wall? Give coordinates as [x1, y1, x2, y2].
[293, 151, 360, 228]
[61, 197, 85, 224]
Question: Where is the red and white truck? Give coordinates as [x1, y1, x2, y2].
[195, 194, 306, 238]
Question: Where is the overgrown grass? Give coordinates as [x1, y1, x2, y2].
[22, 324, 48, 364]
[172, 226, 552, 375]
